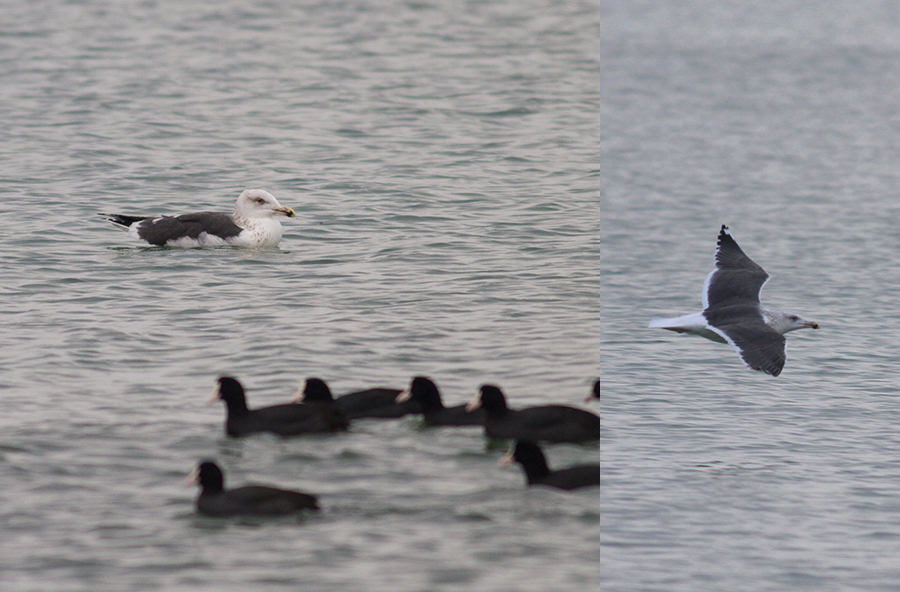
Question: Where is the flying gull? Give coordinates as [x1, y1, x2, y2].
[648, 225, 819, 376]
[102, 189, 296, 247]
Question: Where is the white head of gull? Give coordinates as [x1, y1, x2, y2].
[648, 225, 818, 376]
[229, 189, 297, 248]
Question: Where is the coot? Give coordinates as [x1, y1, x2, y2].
[210, 376, 349, 437]
[502, 441, 599, 490]
[294, 377, 420, 419]
[189, 460, 319, 517]
[468, 384, 599, 443]
[395, 376, 484, 426]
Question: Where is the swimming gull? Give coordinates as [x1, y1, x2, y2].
[648, 225, 819, 376]
[102, 189, 296, 247]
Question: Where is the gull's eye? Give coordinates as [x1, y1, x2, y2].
[255, 197, 266, 204]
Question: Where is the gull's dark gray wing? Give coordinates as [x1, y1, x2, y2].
[706, 303, 787, 376]
[135, 212, 242, 246]
[703, 225, 770, 309]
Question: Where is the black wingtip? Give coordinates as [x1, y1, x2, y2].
[742, 357, 783, 377]
[713, 224, 762, 272]
[716, 225, 731, 250]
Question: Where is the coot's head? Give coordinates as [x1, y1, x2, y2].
[293, 377, 334, 403]
[468, 384, 508, 413]
[209, 376, 248, 407]
[511, 441, 547, 466]
[396, 376, 444, 410]
[586, 379, 600, 403]
[188, 460, 226, 494]
[501, 440, 550, 481]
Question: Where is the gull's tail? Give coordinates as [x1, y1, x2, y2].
[648, 312, 728, 344]
[648, 314, 700, 331]
[100, 213, 146, 229]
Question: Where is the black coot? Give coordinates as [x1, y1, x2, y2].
[211, 376, 349, 437]
[502, 441, 599, 490]
[189, 461, 319, 517]
[295, 377, 420, 419]
[468, 384, 599, 443]
[395, 376, 484, 426]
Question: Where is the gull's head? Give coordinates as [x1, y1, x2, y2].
[235, 189, 296, 220]
[766, 310, 820, 335]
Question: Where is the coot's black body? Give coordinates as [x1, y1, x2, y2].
[471, 385, 599, 443]
[503, 441, 600, 490]
[212, 376, 349, 437]
[298, 378, 421, 419]
[396, 376, 485, 426]
[191, 461, 319, 517]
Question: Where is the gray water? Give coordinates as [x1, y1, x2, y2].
[4, 0, 900, 590]
[598, 2, 900, 591]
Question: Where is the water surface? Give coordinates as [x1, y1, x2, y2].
[1, 1, 601, 590]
